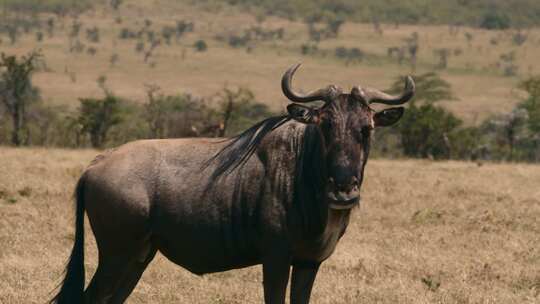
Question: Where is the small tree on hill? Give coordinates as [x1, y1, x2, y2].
[217, 87, 273, 137]
[144, 84, 168, 138]
[481, 109, 528, 161]
[304, 12, 345, 42]
[143, 85, 218, 138]
[194, 40, 207, 52]
[326, 15, 345, 38]
[434, 48, 451, 69]
[110, 0, 123, 10]
[480, 11, 510, 30]
[76, 77, 124, 148]
[518, 76, 540, 135]
[517, 76, 540, 160]
[77, 95, 123, 148]
[405, 32, 419, 71]
[393, 72, 454, 103]
[398, 102, 462, 158]
[0, 51, 41, 146]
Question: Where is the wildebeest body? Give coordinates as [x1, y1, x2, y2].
[86, 138, 262, 275]
[51, 64, 414, 304]
[83, 122, 346, 277]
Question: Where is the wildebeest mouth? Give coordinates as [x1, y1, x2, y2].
[327, 194, 360, 210]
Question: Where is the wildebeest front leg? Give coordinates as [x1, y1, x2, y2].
[262, 251, 291, 304]
[290, 261, 320, 304]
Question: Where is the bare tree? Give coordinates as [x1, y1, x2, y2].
[110, 0, 123, 10]
[216, 87, 257, 137]
[434, 48, 451, 69]
[46, 17, 55, 37]
[405, 32, 419, 72]
[486, 109, 528, 160]
[144, 39, 160, 63]
[372, 17, 383, 35]
[143, 84, 167, 138]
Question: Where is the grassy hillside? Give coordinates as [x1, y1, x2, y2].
[4, 0, 540, 28]
[0, 147, 539, 303]
[0, 0, 92, 13]
[2, 0, 539, 124]
[215, 0, 540, 28]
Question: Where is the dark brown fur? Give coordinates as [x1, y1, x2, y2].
[51, 65, 413, 304]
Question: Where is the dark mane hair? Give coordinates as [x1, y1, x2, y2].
[292, 123, 326, 235]
[205, 115, 327, 234]
[204, 115, 291, 179]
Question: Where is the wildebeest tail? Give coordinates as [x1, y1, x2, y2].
[49, 174, 87, 304]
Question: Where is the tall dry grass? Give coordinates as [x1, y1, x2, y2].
[0, 147, 538, 303]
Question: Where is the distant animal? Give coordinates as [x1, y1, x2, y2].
[51, 63, 415, 304]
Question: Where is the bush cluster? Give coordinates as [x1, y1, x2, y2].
[214, 0, 540, 28]
[1, 52, 539, 162]
[372, 73, 540, 162]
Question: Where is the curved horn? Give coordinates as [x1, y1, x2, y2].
[363, 76, 415, 105]
[281, 63, 333, 103]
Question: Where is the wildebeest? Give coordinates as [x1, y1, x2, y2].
[51, 64, 415, 304]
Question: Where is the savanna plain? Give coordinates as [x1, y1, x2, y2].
[1, 0, 540, 303]
[0, 148, 539, 303]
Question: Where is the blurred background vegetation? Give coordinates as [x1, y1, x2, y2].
[5, 0, 540, 28]
[215, 0, 540, 29]
[0, 0, 539, 162]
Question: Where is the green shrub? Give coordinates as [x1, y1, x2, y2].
[0, 51, 42, 146]
[480, 109, 529, 161]
[3, 0, 92, 14]
[77, 95, 125, 148]
[389, 72, 461, 159]
[448, 126, 482, 160]
[217, 87, 274, 136]
[334, 47, 364, 65]
[398, 103, 462, 159]
[216, 0, 540, 28]
[300, 43, 318, 55]
[519, 76, 540, 134]
[480, 11, 511, 30]
[194, 40, 208, 52]
[144, 88, 216, 138]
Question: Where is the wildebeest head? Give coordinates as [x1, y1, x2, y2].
[282, 63, 415, 210]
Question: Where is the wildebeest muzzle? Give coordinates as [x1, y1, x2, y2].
[326, 176, 360, 210]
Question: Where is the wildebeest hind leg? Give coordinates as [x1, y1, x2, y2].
[84, 244, 157, 304]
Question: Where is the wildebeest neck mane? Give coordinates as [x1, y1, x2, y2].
[205, 114, 327, 235]
[205, 115, 291, 180]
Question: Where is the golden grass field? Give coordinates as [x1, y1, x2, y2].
[0, 147, 539, 303]
[3, 0, 540, 123]
[1, 1, 540, 303]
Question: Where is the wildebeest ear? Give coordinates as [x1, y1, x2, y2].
[287, 104, 320, 124]
[373, 107, 404, 127]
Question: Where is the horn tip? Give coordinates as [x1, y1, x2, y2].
[405, 75, 415, 92]
[291, 62, 302, 72]
[284, 63, 303, 82]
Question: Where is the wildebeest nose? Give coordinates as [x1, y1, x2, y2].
[329, 176, 359, 193]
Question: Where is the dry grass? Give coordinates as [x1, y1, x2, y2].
[3, 0, 540, 122]
[0, 147, 539, 303]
